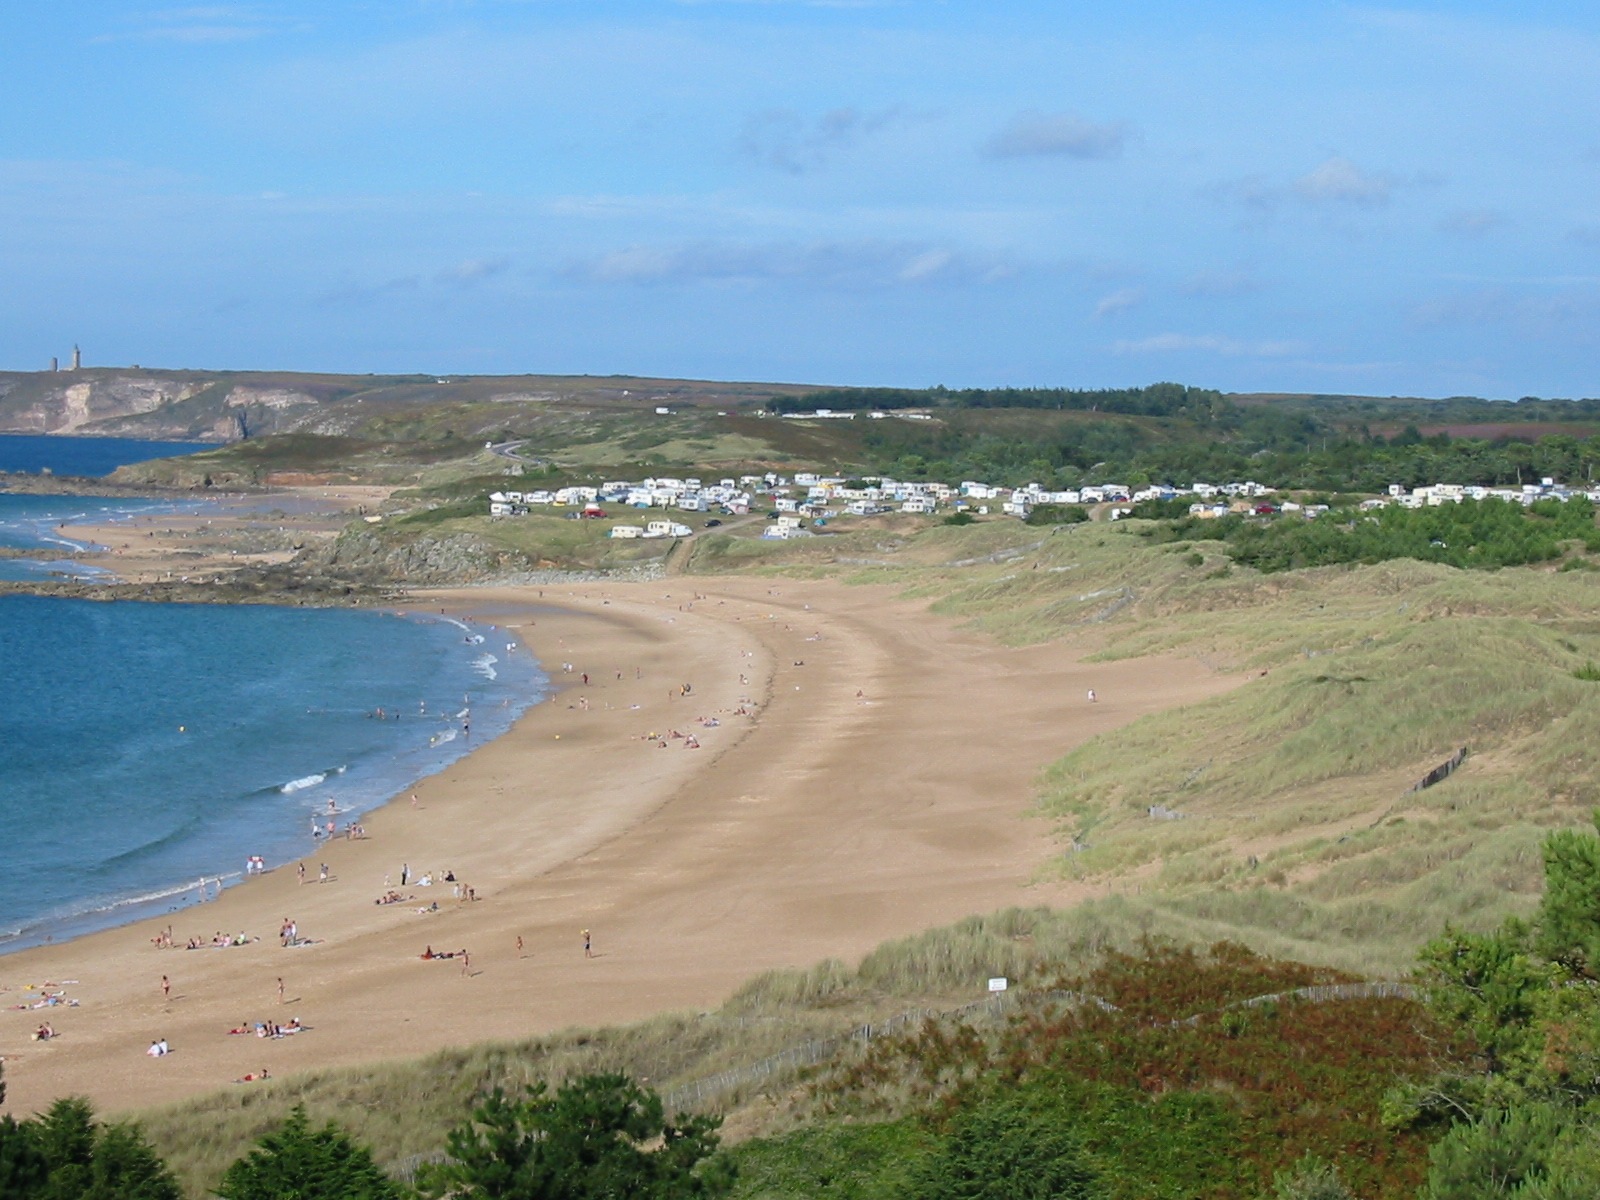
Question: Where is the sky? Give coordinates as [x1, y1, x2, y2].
[2, 2, 1598, 398]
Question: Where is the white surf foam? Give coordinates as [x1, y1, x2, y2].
[280, 772, 327, 794]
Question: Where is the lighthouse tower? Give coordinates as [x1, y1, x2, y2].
[71, 345, 81, 371]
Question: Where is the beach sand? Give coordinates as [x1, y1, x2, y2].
[0, 574, 1242, 1116]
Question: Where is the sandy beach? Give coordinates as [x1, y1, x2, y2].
[0, 566, 1241, 1117]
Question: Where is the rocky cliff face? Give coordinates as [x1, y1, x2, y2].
[0, 369, 412, 442]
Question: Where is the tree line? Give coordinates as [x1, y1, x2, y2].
[1133, 496, 1600, 574]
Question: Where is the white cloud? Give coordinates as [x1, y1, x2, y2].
[1111, 332, 1306, 358]
[984, 111, 1128, 161]
[1092, 287, 1143, 319]
[1292, 156, 1394, 205]
[570, 239, 1011, 289]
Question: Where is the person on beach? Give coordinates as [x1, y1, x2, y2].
[277, 977, 284, 1005]
[583, 929, 593, 958]
[460, 949, 470, 976]
[319, 863, 329, 884]
[298, 863, 306, 885]
[161, 975, 170, 999]
[516, 935, 523, 956]
[401, 863, 409, 886]
[1087, 689, 1097, 703]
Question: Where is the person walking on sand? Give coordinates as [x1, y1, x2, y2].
[277, 976, 284, 1005]
[319, 863, 328, 884]
[298, 863, 306, 885]
[460, 949, 470, 976]
[583, 929, 593, 958]
[516, 935, 523, 956]
[161, 975, 170, 999]
[1087, 689, 1097, 703]
[401, 863, 409, 887]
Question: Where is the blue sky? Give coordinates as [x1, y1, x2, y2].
[3, 2, 1598, 397]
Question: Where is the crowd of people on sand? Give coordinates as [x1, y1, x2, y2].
[227, 1016, 303, 1038]
[150, 925, 256, 950]
[418, 946, 471, 974]
[10, 986, 79, 1011]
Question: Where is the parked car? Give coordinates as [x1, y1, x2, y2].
[704, 519, 723, 528]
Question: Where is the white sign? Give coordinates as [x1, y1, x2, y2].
[988, 977, 1008, 993]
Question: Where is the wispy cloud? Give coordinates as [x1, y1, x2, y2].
[984, 111, 1128, 161]
[568, 239, 1014, 288]
[1438, 209, 1503, 236]
[1411, 288, 1600, 341]
[738, 106, 909, 175]
[95, 5, 280, 44]
[1292, 156, 1394, 205]
[1211, 157, 1415, 216]
[1111, 332, 1306, 358]
[437, 257, 510, 285]
[1181, 269, 1262, 297]
[1093, 287, 1143, 319]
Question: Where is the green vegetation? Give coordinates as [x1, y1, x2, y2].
[1138, 497, 1600, 573]
[216, 1107, 402, 1200]
[416, 1074, 730, 1199]
[1025, 503, 1090, 525]
[0, 1094, 180, 1200]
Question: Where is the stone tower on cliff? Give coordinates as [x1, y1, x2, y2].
[71, 344, 81, 370]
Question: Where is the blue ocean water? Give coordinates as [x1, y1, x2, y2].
[0, 433, 210, 477]
[0, 434, 210, 578]
[0, 594, 546, 952]
[0, 493, 186, 581]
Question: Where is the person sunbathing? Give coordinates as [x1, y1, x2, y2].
[236, 1068, 270, 1083]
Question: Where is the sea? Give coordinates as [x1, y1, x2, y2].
[0, 433, 214, 581]
[0, 435, 547, 952]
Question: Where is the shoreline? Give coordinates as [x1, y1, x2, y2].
[1, 572, 1246, 1117]
[0, 600, 546, 958]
